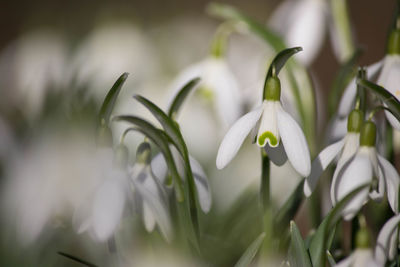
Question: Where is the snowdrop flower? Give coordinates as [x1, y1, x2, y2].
[0, 30, 67, 118]
[216, 74, 311, 177]
[130, 142, 172, 241]
[169, 55, 242, 129]
[75, 143, 172, 242]
[151, 145, 212, 213]
[304, 109, 362, 196]
[338, 25, 400, 130]
[331, 120, 400, 220]
[335, 219, 379, 267]
[269, 0, 327, 66]
[375, 213, 400, 265]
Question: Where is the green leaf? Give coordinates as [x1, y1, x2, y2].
[288, 221, 312, 267]
[113, 115, 184, 202]
[308, 184, 369, 266]
[266, 47, 303, 79]
[274, 179, 305, 233]
[206, 3, 285, 51]
[58, 251, 98, 267]
[134, 95, 187, 157]
[168, 77, 200, 119]
[326, 251, 336, 266]
[234, 232, 266, 267]
[357, 78, 400, 122]
[329, 49, 362, 115]
[98, 72, 128, 126]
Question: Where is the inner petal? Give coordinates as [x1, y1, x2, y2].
[257, 101, 280, 147]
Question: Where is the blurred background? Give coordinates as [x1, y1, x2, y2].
[0, 0, 397, 266]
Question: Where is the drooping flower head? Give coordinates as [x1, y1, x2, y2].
[217, 67, 311, 177]
[332, 120, 400, 220]
[304, 109, 363, 197]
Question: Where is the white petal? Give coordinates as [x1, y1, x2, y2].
[72, 196, 93, 234]
[368, 149, 384, 201]
[375, 214, 400, 265]
[133, 178, 172, 242]
[378, 155, 400, 213]
[284, 0, 327, 65]
[338, 60, 383, 117]
[276, 106, 311, 177]
[216, 105, 263, 169]
[335, 253, 354, 267]
[143, 202, 156, 232]
[151, 153, 168, 184]
[257, 101, 279, 148]
[190, 156, 212, 213]
[168, 61, 203, 109]
[204, 58, 242, 127]
[265, 142, 288, 166]
[304, 139, 345, 197]
[92, 173, 127, 241]
[332, 149, 372, 221]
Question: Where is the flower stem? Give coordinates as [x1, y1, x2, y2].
[260, 150, 270, 211]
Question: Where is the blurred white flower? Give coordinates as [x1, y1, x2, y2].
[335, 249, 378, 267]
[375, 213, 400, 265]
[216, 76, 311, 177]
[331, 121, 400, 220]
[74, 143, 172, 242]
[0, 30, 68, 118]
[2, 132, 104, 245]
[269, 0, 327, 66]
[169, 57, 242, 129]
[151, 146, 212, 213]
[304, 109, 362, 197]
[71, 23, 160, 102]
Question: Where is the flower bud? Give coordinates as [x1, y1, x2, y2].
[264, 76, 281, 101]
[347, 109, 364, 133]
[388, 29, 400, 55]
[360, 121, 376, 147]
[136, 142, 151, 164]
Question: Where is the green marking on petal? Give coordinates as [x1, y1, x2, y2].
[258, 131, 278, 147]
[198, 87, 214, 101]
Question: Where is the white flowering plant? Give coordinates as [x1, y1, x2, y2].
[2, 1, 400, 267]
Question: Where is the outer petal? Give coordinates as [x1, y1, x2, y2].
[216, 105, 263, 169]
[375, 214, 400, 265]
[265, 142, 288, 166]
[143, 202, 156, 232]
[92, 172, 127, 241]
[332, 150, 372, 221]
[189, 155, 212, 213]
[133, 176, 172, 242]
[151, 153, 168, 184]
[276, 106, 311, 177]
[334, 253, 354, 267]
[205, 58, 242, 128]
[338, 60, 383, 117]
[378, 155, 400, 213]
[304, 139, 345, 197]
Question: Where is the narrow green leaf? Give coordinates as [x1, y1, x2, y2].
[357, 78, 400, 122]
[288, 221, 312, 267]
[329, 49, 362, 115]
[206, 3, 285, 50]
[58, 251, 98, 267]
[168, 77, 200, 119]
[274, 179, 305, 233]
[234, 232, 266, 267]
[309, 184, 369, 266]
[113, 115, 184, 202]
[266, 47, 303, 79]
[326, 251, 336, 266]
[98, 72, 128, 126]
[134, 95, 187, 156]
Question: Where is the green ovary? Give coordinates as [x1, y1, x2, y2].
[258, 131, 278, 147]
